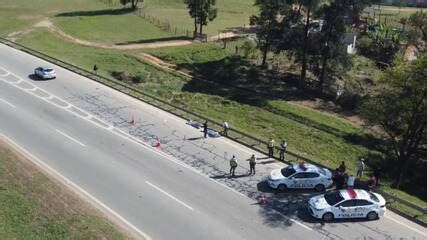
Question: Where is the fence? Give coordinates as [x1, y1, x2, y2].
[0, 37, 425, 226]
[98, 0, 192, 38]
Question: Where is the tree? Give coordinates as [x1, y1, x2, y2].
[361, 55, 427, 188]
[251, 0, 288, 66]
[299, 0, 321, 88]
[361, 23, 402, 64]
[408, 11, 427, 42]
[120, 0, 142, 9]
[185, 0, 217, 36]
[315, 2, 351, 93]
[184, 0, 200, 35]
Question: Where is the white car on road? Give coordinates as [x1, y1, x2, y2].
[267, 163, 333, 191]
[34, 66, 56, 79]
[308, 189, 386, 221]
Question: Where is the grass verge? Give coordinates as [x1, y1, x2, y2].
[0, 139, 128, 239]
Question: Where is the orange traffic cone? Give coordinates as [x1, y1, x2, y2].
[152, 138, 160, 148]
[259, 195, 267, 205]
[129, 115, 135, 125]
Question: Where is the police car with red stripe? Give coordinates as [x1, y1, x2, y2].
[308, 188, 386, 221]
[267, 162, 333, 192]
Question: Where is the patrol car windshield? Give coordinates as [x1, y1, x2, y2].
[368, 192, 379, 202]
[281, 166, 296, 177]
[318, 168, 327, 175]
[324, 191, 344, 206]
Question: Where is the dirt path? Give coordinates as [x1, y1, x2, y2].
[45, 19, 193, 49]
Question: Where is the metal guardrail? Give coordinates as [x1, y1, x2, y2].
[1, 37, 425, 226]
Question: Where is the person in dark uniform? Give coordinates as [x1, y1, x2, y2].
[203, 121, 208, 138]
[247, 154, 256, 175]
[229, 155, 238, 177]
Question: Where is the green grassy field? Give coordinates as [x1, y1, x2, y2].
[143, 43, 230, 64]
[142, 0, 258, 36]
[364, 5, 425, 27]
[0, 0, 103, 36]
[0, 141, 126, 239]
[55, 8, 179, 45]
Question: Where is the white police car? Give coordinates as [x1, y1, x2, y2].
[308, 189, 386, 221]
[267, 163, 333, 191]
[34, 66, 56, 79]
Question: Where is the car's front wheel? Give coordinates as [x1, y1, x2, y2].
[322, 212, 334, 221]
[277, 184, 287, 191]
[367, 211, 378, 220]
[314, 184, 325, 192]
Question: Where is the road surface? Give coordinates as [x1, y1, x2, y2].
[0, 43, 426, 240]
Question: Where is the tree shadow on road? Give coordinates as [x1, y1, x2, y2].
[210, 173, 249, 179]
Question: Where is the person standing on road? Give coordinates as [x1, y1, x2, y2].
[203, 120, 208, 138]
[229, 155, 238, 177]
[279, 140, 287, 161]
[268, 138, 275, 158]
[222, 121, 229, 136]
[247, 154, 256, 175]
[357, 158, 365, 177]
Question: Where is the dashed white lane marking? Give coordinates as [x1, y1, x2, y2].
[0, 98, 16, 109]
[55, 129, 86, 147]
[0, 131, 151, 240]
[145, 181, 194, 211]
[0, 68, 314, 232]
[385, 215, 427, 237]
[0, 67, 9, 76]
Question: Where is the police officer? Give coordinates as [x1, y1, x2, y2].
[229, 155, 238, 177]
[268, 138, 275, 158]
[279, 140, 287, 161]
[247, 154, 256, 175]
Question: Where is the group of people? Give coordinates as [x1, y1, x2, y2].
[229, 154, 257, 177]
[268, 138, 288, 161]
[201, 121, 229, 138]
[332, 158, 379, 191]
[203, 123, 379, 190]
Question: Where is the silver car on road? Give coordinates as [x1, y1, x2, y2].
[34, 66, 56, 79]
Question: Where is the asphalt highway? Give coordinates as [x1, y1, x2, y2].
[0, 43, 426, 240]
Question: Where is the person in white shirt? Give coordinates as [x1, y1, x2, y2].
[357, 158, 365, 177]
[347, 174, 355, 188]
[223, 121, 229, 136]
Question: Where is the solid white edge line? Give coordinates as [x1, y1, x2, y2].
[55, 129, 86, 147]
[145, 181, 194, 211]
[0, 131, 151, 240]
[0, 98, 16, 108]
[385, 215, 427, 237]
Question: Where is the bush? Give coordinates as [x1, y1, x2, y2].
[357, 35, 373, 56]
[131, 70, 148, 84]
[111, 71, 131, 81]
